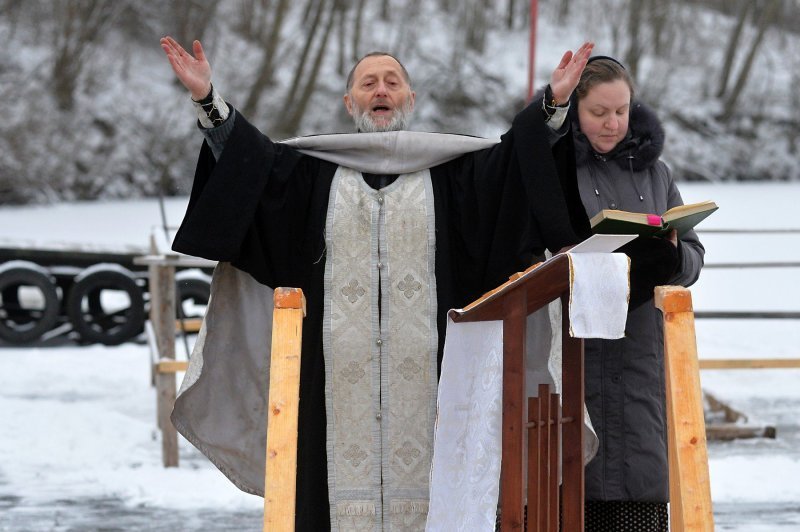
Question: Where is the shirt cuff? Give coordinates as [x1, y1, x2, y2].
[191, 85, 230, 129]
[199, 104, 236, 160]
[545, 105, 569, 131]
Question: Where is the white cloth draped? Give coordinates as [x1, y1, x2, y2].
[568, 252, 630, 339]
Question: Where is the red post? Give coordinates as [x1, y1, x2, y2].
[527, 0, 539, 103]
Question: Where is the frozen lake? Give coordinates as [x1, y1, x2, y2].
[1, 183, 799, 530]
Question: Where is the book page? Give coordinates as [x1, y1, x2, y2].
[590, 209, 652, 227]
[567, 233, 637, 253]
[662, 200, 718, 220]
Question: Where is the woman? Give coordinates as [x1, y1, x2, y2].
[570, 57, 705, 530]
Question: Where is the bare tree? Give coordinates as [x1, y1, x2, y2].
[51, 0, 123, 111]
[647, 0, 672, 57]
[351, 0, 367, 61]
[276, 0, 337, 135]
[557, 0, 571, 25]
[507, 0, 516, 29]
[1, 0, 26, 40]
[790, 54, 800, 156]
[170, 0, 218, 48]
[716, 0, 752, 98]
[235, 0, 272, 41]
[464, 0, 489, 54]
[624, 0, 644, 79]
[720, 0, 780, 122]
[240, 0, 291, 117]
[280, 0, 327, 114]
[335, 0, 352, 76]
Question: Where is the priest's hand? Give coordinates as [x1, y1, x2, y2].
[160, 36, 212, 101]
[549, 42, 594, 105]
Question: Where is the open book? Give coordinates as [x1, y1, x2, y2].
[590, 200, 718, 237]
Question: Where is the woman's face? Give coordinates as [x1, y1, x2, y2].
[577, 79, 631, 154]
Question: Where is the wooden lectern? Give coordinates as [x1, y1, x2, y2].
[449, 253, 584, 532]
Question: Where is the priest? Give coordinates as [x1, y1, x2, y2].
[160, 36, 593, 531]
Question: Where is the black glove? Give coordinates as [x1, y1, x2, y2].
[619, 236, 679, 309]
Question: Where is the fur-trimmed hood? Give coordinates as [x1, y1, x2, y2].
[534, 86, 665, 172]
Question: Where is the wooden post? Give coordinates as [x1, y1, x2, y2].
[560, 293, 584, 532]
[655, 286, 714, 531]
[548, 392, 560, 532]
[537, 383, 551, 532]
[148, 252, 178, 468]
[134, 249, 216, 469]
[500, 288, 527, 531]
[527, 396, 540, 531]
[263, 288, 306, 532]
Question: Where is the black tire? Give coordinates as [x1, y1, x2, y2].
[176, 277, 211, 319]
[0, 265, 60, 344]
[66, 268, 145, 345]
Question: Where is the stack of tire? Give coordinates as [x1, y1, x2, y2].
[0, 260, 211, 346]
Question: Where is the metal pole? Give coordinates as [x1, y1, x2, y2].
[527, 0, 539, 103]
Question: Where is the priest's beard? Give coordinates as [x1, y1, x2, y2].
[351, 98, 413, 132]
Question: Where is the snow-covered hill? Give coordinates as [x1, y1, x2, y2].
[2, 1, 799, 205]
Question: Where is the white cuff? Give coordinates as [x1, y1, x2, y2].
[191, 87, 230, 129]
[546, 105, 569, 130]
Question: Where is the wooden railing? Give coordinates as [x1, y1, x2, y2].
[694, 227, 800, 369]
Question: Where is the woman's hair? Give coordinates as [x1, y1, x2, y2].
[575, 57, 635, 102]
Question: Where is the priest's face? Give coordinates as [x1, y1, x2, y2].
[344, 54, 416, 132]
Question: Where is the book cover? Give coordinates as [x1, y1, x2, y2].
[590, 200, 718, 237]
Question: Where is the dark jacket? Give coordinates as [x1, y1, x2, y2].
[572, 95, 705, 502]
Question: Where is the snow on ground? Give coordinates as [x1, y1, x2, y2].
[0, 344, 264, 531]
[1, 183, 799, 530]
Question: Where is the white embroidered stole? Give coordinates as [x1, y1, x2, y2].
[324, 167, 439, 531]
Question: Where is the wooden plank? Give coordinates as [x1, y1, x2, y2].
[263, 288, 305, 532]
[174, 318, 203, 333]
[149, 257, 179, 468]
[548, 394, 560, 532]
[508, 262, 542, 282]
[0, 246, 144, 270]
[451, 255, 569, 324]
[527, 397, 540, 532]
[145, 320, 158, 387]
[706, 424, 776, 441]
[699, 358, 800, 369]
[155, 360, 189, 374]
[702, 261, 800, 268]
[560, 293, 584, 532]
[655, 286, 714, 531]
[695, 310, 800, 319]
[538, 384, 551, 532]
[134, 254, 217, 268]
[500, 288, 527, 531]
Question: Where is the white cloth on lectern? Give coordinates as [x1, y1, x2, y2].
[426, 319, 503, 532]
[567, 252, 629, 339]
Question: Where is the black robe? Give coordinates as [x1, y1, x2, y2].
[172, 102, 589, 531]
